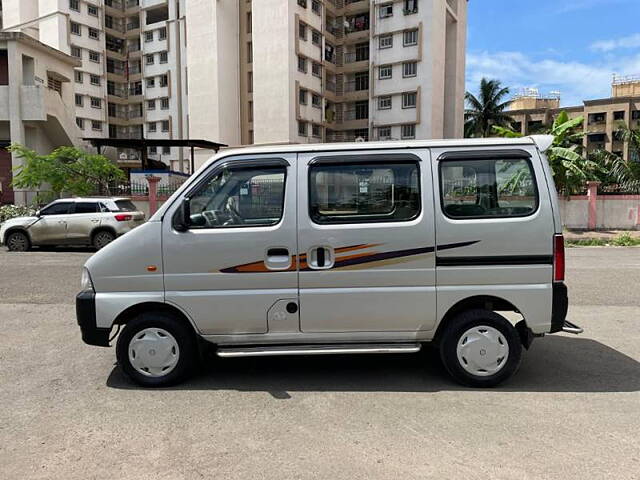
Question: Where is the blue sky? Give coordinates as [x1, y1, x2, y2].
[466, 0, 640, 106]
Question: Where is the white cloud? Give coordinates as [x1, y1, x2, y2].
[466, 50, 640, 107]
[590, 33, 640, 52]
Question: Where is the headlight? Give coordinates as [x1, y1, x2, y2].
[80, 268, 95, 292]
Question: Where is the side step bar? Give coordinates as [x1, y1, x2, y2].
[217, 343, 422, 358]
[562, 320, 583, 334]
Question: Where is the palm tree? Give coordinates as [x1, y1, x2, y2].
[464, 78, 514, 138]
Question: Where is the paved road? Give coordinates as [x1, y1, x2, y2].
[0, 247, 638, 479]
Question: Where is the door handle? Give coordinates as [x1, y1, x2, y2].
[308, 246, 334, 270]
[264, 247, 291, 271]
[58, 220, 67, 224]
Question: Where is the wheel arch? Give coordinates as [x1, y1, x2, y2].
[91, 225, 117, 242]
[3, 226, 31, 245]
[114, 301, 200, 335]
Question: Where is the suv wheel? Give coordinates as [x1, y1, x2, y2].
[6, 231, 31, 252]
[439, 309, 522, 388]
[93, 230, 115, 250]
[116, 312, 197, 387]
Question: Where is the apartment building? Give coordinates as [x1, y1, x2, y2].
[2, 0, 189, 172]
[507, 77, 640, 161]
[187, 0, 467, 155]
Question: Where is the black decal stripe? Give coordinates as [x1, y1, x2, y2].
[331, 246, 435, 269]
[436, 255, 553, 267]
[436, 240, 481, 251]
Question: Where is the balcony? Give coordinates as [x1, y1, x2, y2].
[344, 102, 369, 121]
[343, 50, 369, 64]
[345, 13, 369, 36]
[105, 0, 124, 10]
[344, 75, 369, 92]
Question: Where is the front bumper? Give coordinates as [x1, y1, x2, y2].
[76, 291, 111, 347]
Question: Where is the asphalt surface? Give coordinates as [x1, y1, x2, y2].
[0, 247, 638, 479]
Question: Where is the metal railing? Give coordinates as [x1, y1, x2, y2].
[344, 79, 369, 92]
[343, 52, 369, 63]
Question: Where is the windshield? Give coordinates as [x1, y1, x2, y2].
[113, 200, 138, 212]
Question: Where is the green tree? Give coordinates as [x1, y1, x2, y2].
[464, 78, 514, 138]
[8, 144, 125, 197]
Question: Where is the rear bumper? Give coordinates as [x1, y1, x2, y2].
[550, 282, 569, 333]
[76, 291, 111, 347]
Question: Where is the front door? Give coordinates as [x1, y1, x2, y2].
[29, 201, 72, 244]
[296, 149, 437, 334]
[162, 154, 298, 335]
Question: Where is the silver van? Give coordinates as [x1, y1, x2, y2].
[76, 137, 581, 388]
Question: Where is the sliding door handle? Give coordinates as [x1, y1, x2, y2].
[308, 246, 334, 270]
[265, 247, 291, 271]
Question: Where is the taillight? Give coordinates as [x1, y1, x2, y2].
[553, 234, 565, 282]
[114, 214, 132, 222]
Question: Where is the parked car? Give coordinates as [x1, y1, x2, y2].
[0, 197, 145, 251]
[76, 136, 581, 388]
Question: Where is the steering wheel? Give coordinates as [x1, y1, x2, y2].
[224, 197, 244, 225]
[202, 210, 221, 227]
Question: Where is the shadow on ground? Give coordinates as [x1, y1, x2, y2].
[107, 336, 640, 395]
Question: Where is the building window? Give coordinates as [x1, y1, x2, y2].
[91, 120, 102, 131]
[312, 62, 322, 77]
[312, 0, 321, 15]
[312, 124, 321, 137]
[71, 46, 82, 58]
[89, 50, 100, 63]
[74, 70, 83, 83]
[88, 27, 99, 39]
[88, 5, 98, 16]
[298, 121, 307, 136]
[247, 71, 253, 92]
[145, 31, 154, 42]
[76, 117, 84, 129]
[403, 29, 418, 46]
[378, 96, 392, 110]
[312, 30, 321, 46]
[379, 34, 393, 49]
[149, 146, 157, 154]
[70, 22, 81, 35]
[147, 99, 156, 110]
[163, 146, 170, 154]
[246, 12, 252, 33]
[299, 88, 308, 105]
[148, 122, 157, 132]
[248, 101, 253, 122]
[146, 54, 154, 65]
[379, 3, 393, 18]
[297, 0, 307, 8]
[299, 22, 307, 40]
[298, 56, 307, 73]
[401, 124, 415, 139]
[159, 74, 168, 87]
[312, 94, 322, 108]
[403, 61, 417, 77]
[161, 98, 169, 109]
[247, 42, 253, 63]
[75, 94, 83, 107]
[378, 126, 392, 140]
[90, 74, 100, 86]
[613, 111, 625, 121]
[159, 51, 168, 63]
[161, 120, 170, 132]
[90, 97, 102, 109]
[69, 0, 80, 12]
[402, 91, 417, 108]
[378, 64, 392, 79]
[146, 77, 155, 88]
[404, 0, 418, 14]
[158, 27, 167, 40]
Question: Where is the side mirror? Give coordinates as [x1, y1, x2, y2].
[173, 198, 191, 232]
[35, 210, 41, 217]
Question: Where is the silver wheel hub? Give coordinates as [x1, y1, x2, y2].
[456, 325, 509, 377]
[128, 328, 180, 377]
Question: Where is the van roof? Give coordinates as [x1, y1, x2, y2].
[213, 136, 551, 162]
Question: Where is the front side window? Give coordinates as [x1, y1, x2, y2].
[186, 165, 287, 229]
[309, 159, 420, 224]
[41, 202, 71, 215]
[440, 157, 538, 219]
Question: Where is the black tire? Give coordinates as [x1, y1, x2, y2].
[439, 309, 522, 388]
[116, 311, 198, 387]
[92, 230, 115, 250]
[6, 231, 31, 252]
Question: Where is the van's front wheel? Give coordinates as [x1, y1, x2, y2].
[439, 309, 522, 388]
[116, 312, 197, 387]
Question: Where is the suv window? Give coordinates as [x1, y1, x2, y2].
[440, 157, 538, 218]
[186, 165, 286, 228]
[40, 202, 71, 215]
[309, 160, 420, 224]
[73, 202, 99, 214]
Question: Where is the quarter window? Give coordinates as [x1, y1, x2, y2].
[309, 159, 420, 224]
[186, 165, 287, 229]
[439, 157, 538, 218]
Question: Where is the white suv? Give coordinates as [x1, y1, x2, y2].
[0, 197, 145, 251]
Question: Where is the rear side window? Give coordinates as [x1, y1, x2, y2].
[114, 200, 138, 212]
[309, 160, 420, 224]
[440, 157, 538, 219]
[73, 202, 99, 214]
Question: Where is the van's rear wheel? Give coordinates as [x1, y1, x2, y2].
[439, 309, 522, 388]
[116, 312, 197, 387]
